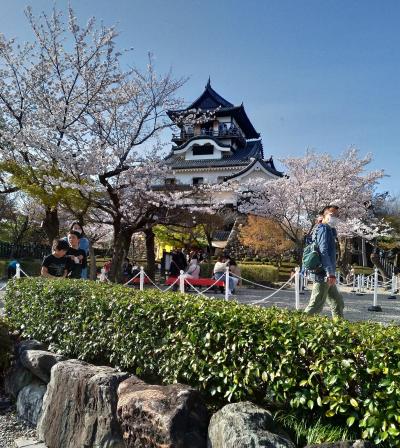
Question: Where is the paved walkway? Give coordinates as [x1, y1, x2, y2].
[230, 285, 400, 324]
[1, 280, 399, 324]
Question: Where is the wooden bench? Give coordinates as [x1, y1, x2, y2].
[165, 277, 225, 291]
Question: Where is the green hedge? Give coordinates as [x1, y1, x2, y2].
[200, 263, 279, 285]
[0, 317, 12, 378]
[4, 278, 400, 445]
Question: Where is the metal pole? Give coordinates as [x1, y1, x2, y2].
[388, 273, 397, 300]
[16, 263, 21, 278]
[368, 268, 382, 312]
[295, 266, 300, 310]
[225, 266, 230, 301]
[179, 270, 185, 293]
[139, 266, 144, 291]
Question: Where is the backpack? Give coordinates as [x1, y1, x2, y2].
[302, 228, 322, 271]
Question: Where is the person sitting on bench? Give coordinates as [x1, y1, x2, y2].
[213, 255, 237, 296]
[185, 255, 200, 279]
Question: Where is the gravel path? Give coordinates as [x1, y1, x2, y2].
[0, 389, 37, 448]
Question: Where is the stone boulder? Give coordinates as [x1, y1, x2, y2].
[17, 339, 48, 356]
[4, 360, 34, 399]
[37, 359, 129, 448]
[117, 376, 208, 447]
[207, 402, 295, 448]
[16, 380, 47, 426]
[304, 441, 374, 448]
[20, 349, 65, 383]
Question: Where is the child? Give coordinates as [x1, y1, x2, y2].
[41, 240, 71, 278]
[66, 231, 87, 279]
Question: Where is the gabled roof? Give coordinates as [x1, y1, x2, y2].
[224, 157, 283, 180]
[165, 139, 264, 170]
[186, 78, 234, 110]
[167, 80, 260, 139]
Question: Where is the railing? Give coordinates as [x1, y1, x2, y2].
[172, 126, 245, 143]
[380, 256, 394, 275]
[0, 241, 50, 259]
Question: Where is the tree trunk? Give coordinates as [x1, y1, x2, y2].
[42, 207, 60, 245]
[337, 237, 352, 276]
[361, 237, 368, 267]
[225, 215, 246, 258]
[370, 249, 388, 282]
[109, 226, 133, 283]
[89, 241, 97, 280]
[145, 228, 156, 281]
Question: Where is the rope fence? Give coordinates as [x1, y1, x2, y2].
[2, 263, 398, 314]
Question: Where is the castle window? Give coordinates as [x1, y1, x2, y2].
[192, 177, 204, 186]
[192, 144, 214, 156]
[165, 178, 176, 185]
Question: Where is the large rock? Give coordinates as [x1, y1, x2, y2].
[17, 339, 48, 356]
[4, 360, 34, 399]
[16, 380, 47, 426]
[117, 376, 208, 448]
[207, 402, 295, 448]
[304, 442, 374, 448]
[20, 349, 65, 383]
[37, 359, 129, 448]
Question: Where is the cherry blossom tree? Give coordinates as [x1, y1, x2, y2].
[0, 6, 190, 281]
[0, 5, 122, 242]
[236, 148, 386, 269]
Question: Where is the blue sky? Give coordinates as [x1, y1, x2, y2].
[1, 0, 399, 195]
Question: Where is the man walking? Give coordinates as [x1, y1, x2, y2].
[304, 205, 344, 319]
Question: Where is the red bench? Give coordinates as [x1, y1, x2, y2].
[124, 276, 150, 285]
[165, 277, 225, 290]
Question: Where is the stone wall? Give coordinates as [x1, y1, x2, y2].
[5, 339, 373, 448]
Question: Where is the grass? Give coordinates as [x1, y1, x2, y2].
[274, 411, 357, 446]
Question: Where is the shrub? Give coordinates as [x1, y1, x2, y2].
[239, 264, 278, 285]
[200, 263, 279, 285]
[4, 278, 400, 445]
[0, 317, 12, 379]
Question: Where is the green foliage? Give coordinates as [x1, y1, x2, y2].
[4, 278, 400, 445]
[200, 263, 279, 284]
[0, 160, 93, 212]
[274, 412, 355, 446]
[0, 317, 12, 377]
[154, 224, 208, 249]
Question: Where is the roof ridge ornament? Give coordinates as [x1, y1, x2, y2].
[206, 76, 211, 88]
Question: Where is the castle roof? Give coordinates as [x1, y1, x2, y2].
[167, 79, 260, 139]
[165, 139, 266, 170]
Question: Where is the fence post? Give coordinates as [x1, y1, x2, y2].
[368, 268, 382, 312]
[362, 274, 366, 293]
[16, 263, 21, 278]
[139, 266, 144, 291]
[295, 266, 300, 310]
[351, 274, 356, 293]
[388, 273, 397, 300]
[179, 270, 185, 294]
[224, 266, 230, 301]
